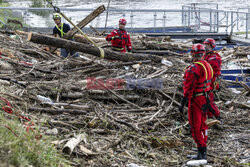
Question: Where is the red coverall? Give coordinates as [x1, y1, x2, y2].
[183, 60, 213, 148]
[203, 51, 221, 117]
[106, 29, 132, 52]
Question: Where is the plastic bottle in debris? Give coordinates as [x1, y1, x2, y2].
[37, 95, 53, 104]
[161, 59, 173, 67]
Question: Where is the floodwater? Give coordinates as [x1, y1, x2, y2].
[5, 0, 250, 29]
[7, 0, 250, 10]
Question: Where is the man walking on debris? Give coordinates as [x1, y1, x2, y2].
[179, 44, 214, 164]
[52, 13, 79, 58]
[106, 18, 132, 53]
[203, 38, 222, 123]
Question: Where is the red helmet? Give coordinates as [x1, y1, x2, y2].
[203, 38, 216, 48]
[119, 18, 127, 25]
[191, 44, 205, 56]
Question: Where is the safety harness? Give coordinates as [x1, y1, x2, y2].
[55, 23, 66, 37]
[193, 61, 213, 97]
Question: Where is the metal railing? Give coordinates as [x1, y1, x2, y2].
[0, 5, 249, 38]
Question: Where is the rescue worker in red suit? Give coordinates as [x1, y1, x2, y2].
[179, 44, 214, 160]
[106, 18, 132, 53]
[203, 38, 221, 120]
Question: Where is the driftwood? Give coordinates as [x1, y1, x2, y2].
[63, 5, 105, 39]
[28, 33, 162, 62]
[51, 103, 92, 110]
[133, 50, 183, 56]
[28, 107, 88, 115]
[63, 134, 86, 155]
[0, 28, 249, 167]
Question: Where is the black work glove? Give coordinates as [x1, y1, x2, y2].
[179, 97, 188, 113]
[128, 49, 132, 53]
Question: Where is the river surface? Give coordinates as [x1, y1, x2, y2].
[4, 0, 250, 29]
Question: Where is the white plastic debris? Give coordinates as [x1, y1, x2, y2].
[10, 35, 20, 40]
[126, 163, 145, 167]
[132, 64, 140, 69]
[124, 66, 130, 70]
[37, 95, 53, 104]
[45, 128, 58, 135]
[187, 159, 207, 166]
[161, 59, 173, 67]
[247, 55, 250, 60]
[229, 88, 242, 94]
[31, 59, 38, 64]
[225, 101, 231, 105]
[247, 100, 250, 104]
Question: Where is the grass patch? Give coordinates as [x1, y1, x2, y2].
[0, 112, 71, 167]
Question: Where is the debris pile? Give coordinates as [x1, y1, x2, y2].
[0, 30, 249, 166]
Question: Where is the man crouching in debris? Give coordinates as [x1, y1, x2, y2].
[106, 18, 132, 53]
[179, 44, 214, 165]
[52, 13, 79, 58]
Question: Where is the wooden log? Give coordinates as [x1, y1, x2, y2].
[79, 145, 99, 156]
[63, 5, 105, 39]
[132, 50, 183, 56]
[74, 34, 106, 44]
[234, 51, 250, 57]
[28, 107, 87, 115]
[28, 33, 162, 62]
[63, 134, 86, 155]
[52, 103, 92, 110]
[105, 107, 157, 113]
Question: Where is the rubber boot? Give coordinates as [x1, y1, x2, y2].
[187, 147, 203, 160]
[201, 147, 207, 160]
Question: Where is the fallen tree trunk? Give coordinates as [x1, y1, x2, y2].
[28, 33, 162, 62]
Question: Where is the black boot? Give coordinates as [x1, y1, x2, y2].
[187, 147, 203, 160]
[197, 147, 204, 160]
[201, 147, 207, 160]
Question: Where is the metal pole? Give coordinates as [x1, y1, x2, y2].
[217, 10, 219, 32]
[163, 12, 166, 33]
[191, 6, 193, 19]
[214, 11, 216, 32]
[226, 12, 228, 34]
[216, 4, 219, 32]
[182, 6, 184, 25]
[231, 12, 233, 35]
[198, 9, 201, 29]
[210, 11, 212, 32]
[237, 12, 239, 31]
[188, 7, 190, 27]
[130, 12, 133, 29]
[154, 11, 157, 28]
[246, 13, 248, 39]
[184, 9, 187, 26]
